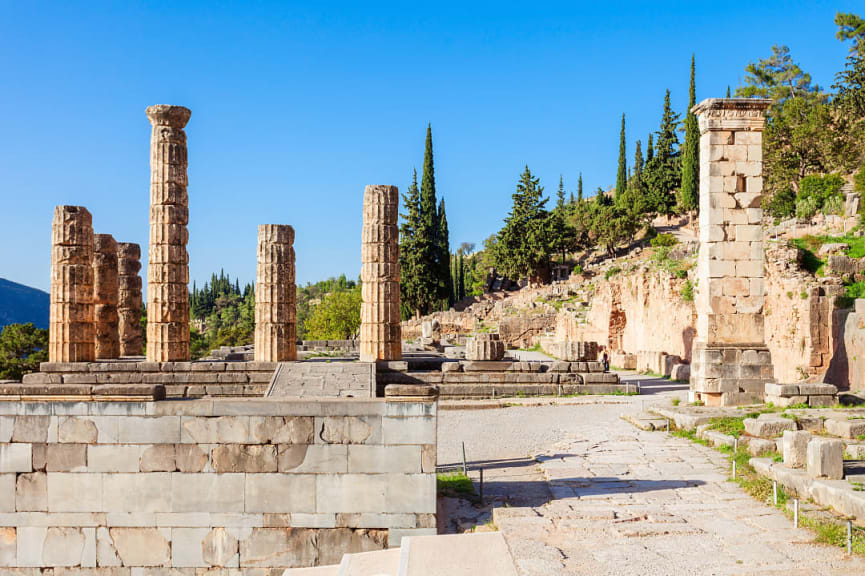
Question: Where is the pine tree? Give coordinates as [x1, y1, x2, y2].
[399, 169, 423, 318]
[644, 90, 682, 215]
[646, 133, 654, 162]
[495, 166, 550, 281]
[437, 198, 451, 308]
[615, 114, 627, 199]
[557, 176, 566, 208]
[679, 54, 700, 213]
[578, 172, 584, 201]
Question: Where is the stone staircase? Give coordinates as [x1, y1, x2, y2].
[283, 532, 518, 575]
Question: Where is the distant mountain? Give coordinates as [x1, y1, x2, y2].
[0, 278, 49, 329]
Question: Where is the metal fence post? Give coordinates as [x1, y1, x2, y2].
[461, 442, 467, 475]
[773, 481, 777, 506]
[732, 460, 736, 480]
[794, 499, 799, 528]
[848, 520, 853, 555]
[480, 468, 484, 505]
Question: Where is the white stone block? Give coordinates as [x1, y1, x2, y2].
[118, 417, 180, 444]
[316, 474, 386, 514]
[16, 526, 45, 567]
[47, 473, 102, 512]
[292, 445, 347, 474]
[0, 444, 31, 473]
[0, 475, 15, 513]
[87, 445, 142, 472]
[289, 513, 337, 528]
[171, 473, 244, 513]
[807, 437, 844, 479]
[386, 473, 436, 514]
[707, 260, 735, 278]
[171, 527, 209, 567]
[783, 431, 810, 469]
[244, 474, 315, 513]
[103, 473, 171, 513]
[180, 416, 250, 444]
[735, 260, 763, 278]
[734, 224, 762, 242]
[348, 445, 422, 474]
[0, 418, 15, 443]
[747, 208, 762, 224]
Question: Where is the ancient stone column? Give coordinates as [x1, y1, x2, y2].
[117, 242, 143, 356]
[690, 98, 775, 406]
[49, 206, 95, 362]
[360, 185, 401, 362]
[145, 105, 191, 362]
[255, 225, 296, 362]
[92, 234, 120, 359]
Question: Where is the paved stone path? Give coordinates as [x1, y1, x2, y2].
[439, 395, 865, 575]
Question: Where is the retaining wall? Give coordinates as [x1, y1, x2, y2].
[0, 395, 437, 570]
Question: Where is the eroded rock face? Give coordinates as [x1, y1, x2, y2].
[117, 242, 143, 356]
[359, 185, 401, 362]
[93, 234, 119, 359]
[145, 104, 191, 362]
[50, 205, 95, 362]
[255, 224, 296, 362]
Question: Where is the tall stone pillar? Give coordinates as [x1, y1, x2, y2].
[145, 105, 191, 362]
[255, 225, 296, 362]
[117, 242, 143, 357]
[92, 234, 120, 359]
[690, 98, 775, 406]
[360, 185, 401, 362]
[49, 206, 95, 362]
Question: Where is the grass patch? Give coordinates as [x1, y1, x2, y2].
[706, 416, 747, 437]
[605, 266, 622, 280]
[437, 472, 475, 498]
[672, 398, 681, 406]
[517, 343, 543, 353]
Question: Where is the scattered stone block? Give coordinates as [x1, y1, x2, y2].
[807, 437, 844, 479]
[743, 416, 796, 438]
[783, 430, 810, 468]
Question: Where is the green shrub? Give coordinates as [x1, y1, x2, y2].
[855, 165, 865, 195]
[795, 196, 818, 221]
[650, 233, 678, 248]
[572, 264, 583, 275]
[681, 280, 694, 302]
[822, 194, 844, 217]
[605, 266, 622, 280]
[767, 187, 796, 219]
[797, 173, 845, 211]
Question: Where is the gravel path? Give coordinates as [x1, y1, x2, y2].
[438, 394, 865, 575]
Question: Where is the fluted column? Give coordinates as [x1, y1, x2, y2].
[255, 225, 296, 362]
[359, 185, 401, 362]
[93, 234, 120, 359]
[117, 242, 143, 356]
[49, 206, 95, 362]
[145, 105, 191, 362]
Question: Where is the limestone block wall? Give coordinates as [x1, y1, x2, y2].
[0, 397, 437, 570]
[555, 271, 696, 361]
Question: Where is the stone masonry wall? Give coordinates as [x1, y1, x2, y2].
[0, 397, 436, 570]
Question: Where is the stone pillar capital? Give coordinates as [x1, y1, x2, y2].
[145, 105, 191, 128]
[692, 98, 772, 134]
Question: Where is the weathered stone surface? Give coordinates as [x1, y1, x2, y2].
[359, 185, 401, 362]
[58, 418, 97, 444]
[211, 444, 277, 473]
[202, 527, 238, 567]
[807, 437, 844, 479]
[139, 444, 175, 472]
[250, 416, 314, 444]
[690, 98, 774, 406]
[782, 430, 810, 469]
[255, 224, 297, 362]
[45, 444, 86, 472]
[16, 472, 46, 511]
[743, 416, 796, 438]
[316, 528, 388, 567]
[175, 444, 208, 472]
[49, 206, 95, 363]
[146, 104, 191, 362]
[319, 417, 373, 445]
[465, 334, 506, 361]
[239, 527, 317, 568]
[117, 242, 143, 356]
[93, 234, 120, 359]
[109, 527, 171, 566]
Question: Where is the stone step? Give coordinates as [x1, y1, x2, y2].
[399, 532, 518, 576]
[338, 548, 401, 575]
[283, 565, 340, 575]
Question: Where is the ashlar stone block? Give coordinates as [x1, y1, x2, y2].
[782, 430, 810, 469]
[807, 437, 844, 479]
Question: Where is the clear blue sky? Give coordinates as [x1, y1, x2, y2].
[1, 1, 858, 292]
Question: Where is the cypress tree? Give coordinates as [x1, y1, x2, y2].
[726, 85, 731, 98]
[644, 90, 681, 215]
[679, 54, 700, 213]
[557, 175, 566, 208]
[399, 169, 423, 317]
[457, 250, 465, 300]
[569, 191, 575, 204]
[415, 124, 439, 314]
[578, 172, 583, 201]
[437, 198, 451, 308]
[615, 113, 627, 199]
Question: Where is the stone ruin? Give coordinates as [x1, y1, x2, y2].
[689, 98, 776, 406]
[359, 185, 402, 362]
[146, 104, 192, 363]
[465, 333, 505, 361]
[117, 242, 143, 356]
[93, 234, 120, 359]
[254, 224, 297, 362]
